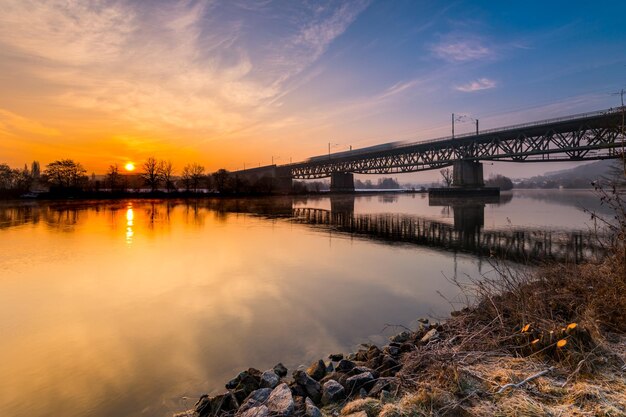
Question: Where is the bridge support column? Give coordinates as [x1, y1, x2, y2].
[330, 172, 355, 193]
[273, 166, 293, 194]
[452, 161, 484, 187]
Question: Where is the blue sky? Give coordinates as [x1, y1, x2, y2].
[0, 0, 624, 179]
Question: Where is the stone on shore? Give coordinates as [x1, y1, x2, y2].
[238, 405, 269, 417]
[293, 370, 322, 403]
[335, 359, 356, 373]
[346, 372, 374, 392]
[260, 370, 280, 389]
[273, 363, 288, 377]
[329, 353, 344, 361]
[266, 383, 294, 416]
[306, 359, 327, 381]
[237, 388, 272, 415]
[420, 328, 438, 343]
[321, 379, 346, 405]
[389, 331, 411, 343]
[305, 397, 322, 417]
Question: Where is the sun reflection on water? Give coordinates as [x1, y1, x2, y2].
[126, 204, 134, 244]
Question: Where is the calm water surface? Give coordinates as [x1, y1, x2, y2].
[0, 190, 609, 417]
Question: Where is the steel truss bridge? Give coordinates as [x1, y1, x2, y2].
[292, 208, 605, 264]
[284, 108, 625, 179]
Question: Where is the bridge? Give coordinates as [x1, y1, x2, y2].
[233, 108, 625, 193]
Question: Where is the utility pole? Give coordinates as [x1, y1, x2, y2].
[476, 119, 479, 135]
[452, 113, 455, 138]
[611, 88, 625, 175]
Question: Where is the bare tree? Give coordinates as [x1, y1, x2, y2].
[182, 163, 205, 192]
[160, 160, 176, 192]
[440, 167, 453, 187]
[106, 164, 122, 191]
[141, 157, 162, 192]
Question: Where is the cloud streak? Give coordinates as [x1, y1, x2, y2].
[455, 78, 496, 92]
[432, 38, 492, 62]
[0, 0, 370, 139]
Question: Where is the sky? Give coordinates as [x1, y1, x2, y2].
[1, 0, 625, 180]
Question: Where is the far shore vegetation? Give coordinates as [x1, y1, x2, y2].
[0, 158, 624, 200]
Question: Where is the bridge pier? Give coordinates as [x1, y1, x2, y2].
[330, 172, 355, 193]
[452, 161, 484, 187]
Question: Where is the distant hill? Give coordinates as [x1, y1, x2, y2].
[544, 159, 616, 179]
[516, 159, 622, 189]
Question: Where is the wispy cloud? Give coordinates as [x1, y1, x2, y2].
[0, 109, 60, 137]
[455, 78, 496, 92]
[0, 0, 370, 139]
[432, 38, 492, 62]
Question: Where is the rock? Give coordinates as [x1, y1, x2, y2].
[305, 397, 322, 417]
[346, 372, 374, 392]
[273, 363, 288, 377]
[366, 346, 381, 361]
[194, 395, 211, 417]
[358, 388, 368, 398]
[239, 405, 269, 417]
[226, 370, 262, 396]
[354, 350, 368, 362]
[293, 370, 322, 403]
[379, 356, 401, 377]
[196, 393, 238, 417]
[420, 328, 438, 344]
[352, 366, 376, 377]
[382, 345, 400, 357]
[335, 359, 356, 373]
[322, 379, 346, 405]
[266, 383, 294, 416]
[368, 377, 398, 398]
[347, 353, 357, 361]
[260, 370, 280, 389]
[418, 317, 429, 324]
[306, 359, 327, 381]
[237, 388, 272, 415]
[326, 362, 335, 373]
[329, 353, 344, 361]
[389, 331, 411, 343]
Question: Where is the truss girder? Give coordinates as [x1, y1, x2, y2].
[288, 113, 624, 179]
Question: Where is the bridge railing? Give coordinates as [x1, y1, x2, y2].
[395, 107, 621, 149]
[282, 107, 622, 167]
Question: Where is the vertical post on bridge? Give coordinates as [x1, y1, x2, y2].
[452, 113, 455, 139]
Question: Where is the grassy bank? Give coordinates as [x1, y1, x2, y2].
[335, 187, 626, 417]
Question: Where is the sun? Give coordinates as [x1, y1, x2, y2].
[124, 162, 135, 172]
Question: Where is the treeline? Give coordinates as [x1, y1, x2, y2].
[0, 158, 307, 198]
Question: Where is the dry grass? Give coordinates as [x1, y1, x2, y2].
[375, 186, 626, 417]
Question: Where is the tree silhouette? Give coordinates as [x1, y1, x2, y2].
[440, 168, 453, 187]
[43, 159, 87, 189]
[141, 157, 162, 192]
[161, 160, 176, 192]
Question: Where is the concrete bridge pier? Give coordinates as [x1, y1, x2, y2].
[452, 161, 484, 187]
[330, 172, 355, 193]
[273, 166, 294, 194]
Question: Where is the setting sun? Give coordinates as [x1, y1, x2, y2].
[124, 162, 135, 172]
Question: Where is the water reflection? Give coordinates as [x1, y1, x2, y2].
[0, 192, 612, 417]
[126, 204, 134, 244]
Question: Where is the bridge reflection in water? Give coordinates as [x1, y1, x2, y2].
[0, 196, 605, 263]
[293, 195, 603, 264]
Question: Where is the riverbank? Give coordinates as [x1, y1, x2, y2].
[175, 193, 625, 417]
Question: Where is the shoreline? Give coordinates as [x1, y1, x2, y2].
[175, 225, 626, 417]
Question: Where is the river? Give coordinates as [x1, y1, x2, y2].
[0, 190, 611, 417]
